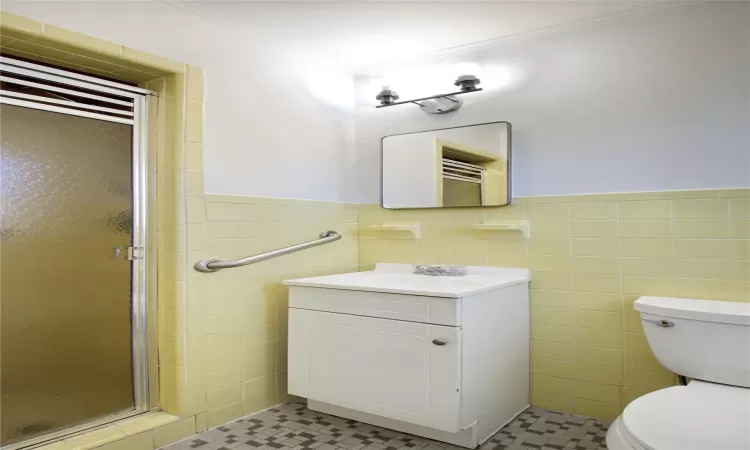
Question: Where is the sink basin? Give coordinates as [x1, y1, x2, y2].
[283, 263, 530, 298]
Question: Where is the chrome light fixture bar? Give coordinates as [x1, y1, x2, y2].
[375, 74, 482, 114]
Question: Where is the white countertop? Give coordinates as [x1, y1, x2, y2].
[283, 263, 530, 298]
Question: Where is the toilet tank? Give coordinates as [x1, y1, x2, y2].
[634, 296, 750, 388]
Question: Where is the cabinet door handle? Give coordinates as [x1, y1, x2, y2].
[432, 339, 447, 346]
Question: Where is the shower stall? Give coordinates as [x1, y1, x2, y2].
[0, 56, 157, 449]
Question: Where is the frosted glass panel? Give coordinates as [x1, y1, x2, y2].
[0, 104, 135, 445]
[442, 178, 482, 207]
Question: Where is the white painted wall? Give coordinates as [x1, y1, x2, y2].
[1, 1, 657, 203]
[3, 2, 747, 202]
[354, 2, 750, 203]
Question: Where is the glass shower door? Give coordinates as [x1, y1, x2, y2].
[0, 103, 136, 446]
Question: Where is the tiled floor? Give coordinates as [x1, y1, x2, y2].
[161, 402, 610, 450]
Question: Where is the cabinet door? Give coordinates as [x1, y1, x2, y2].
[289, 309, 462, 432]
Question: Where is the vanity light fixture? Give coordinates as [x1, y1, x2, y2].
[375, 74, 482, 114]
[455, 74, 481, 91]
[375, 86, 399, 106]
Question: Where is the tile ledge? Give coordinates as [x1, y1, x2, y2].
[32, 411, 183, 450]
[113, 411, 182, 436]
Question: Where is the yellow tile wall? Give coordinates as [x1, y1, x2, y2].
[0, 11, 181, 83]
[156, 64, 208, 418]
[359, 188, 749, 419]
[187, 195, 359, 428]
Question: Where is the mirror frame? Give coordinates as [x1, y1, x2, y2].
[380, 121, 513, 209]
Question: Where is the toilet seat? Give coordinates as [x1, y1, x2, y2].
[620, 381, 750, 450]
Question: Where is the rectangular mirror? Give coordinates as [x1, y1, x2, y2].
[382, 122, 511, 209]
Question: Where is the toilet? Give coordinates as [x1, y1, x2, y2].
[606, 296, 750, 450]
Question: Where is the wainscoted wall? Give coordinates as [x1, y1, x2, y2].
[359, 188, 749, 419]
[187, 195, 359, 429]
[2, 6, 748, 441]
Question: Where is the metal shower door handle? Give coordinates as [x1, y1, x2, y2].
[114, 246, 143, 260]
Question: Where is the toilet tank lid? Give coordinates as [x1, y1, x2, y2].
[634, 296, 750, 326]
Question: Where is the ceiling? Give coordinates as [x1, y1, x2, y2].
[2, 0, 660, 76]
[163, 1, 655, 69]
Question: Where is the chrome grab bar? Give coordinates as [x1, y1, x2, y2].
[194, 230, 341, 273]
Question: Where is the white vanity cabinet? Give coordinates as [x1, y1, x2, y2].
[285, 264, 531, 449]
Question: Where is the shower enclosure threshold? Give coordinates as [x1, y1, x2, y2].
[1, 410, 180, 450]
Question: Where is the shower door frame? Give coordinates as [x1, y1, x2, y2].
[0, 57, 159, 450]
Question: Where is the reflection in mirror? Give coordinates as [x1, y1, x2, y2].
[382, 122, 511, 209]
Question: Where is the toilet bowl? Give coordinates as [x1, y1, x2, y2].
[606, 381, 750, 450]
[606, 296, 750, 450]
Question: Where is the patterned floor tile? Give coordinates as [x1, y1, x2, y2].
[160, 402, 611, 450]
